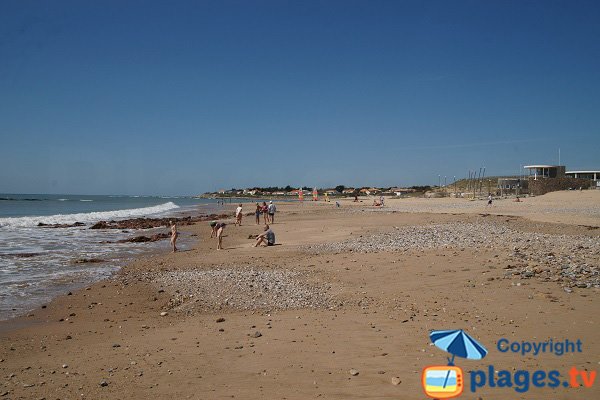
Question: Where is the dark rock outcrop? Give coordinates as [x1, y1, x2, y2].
[38, 222, 85, 228]
[90, 214, 230, 230]
[117, 233, 170, 243]
[73, 258, 105, 264]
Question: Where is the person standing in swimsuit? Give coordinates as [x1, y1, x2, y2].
[255, 203, 261, 224]
[261, 201, 269, 224]
[267, 201, 276, 223]
[235, 203, 243, 226]
[170, 220, 178, 252]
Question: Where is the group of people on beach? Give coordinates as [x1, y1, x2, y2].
[167, 201, 277, 252]
[203, 201, 278, 250]
[233, 201, 277, 226]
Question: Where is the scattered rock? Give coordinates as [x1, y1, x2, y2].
[349, 368, 359, 376]
[73, 258, 105, 264]
[392, 377, 402, 385]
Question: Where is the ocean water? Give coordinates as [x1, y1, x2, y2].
[0, 194, 246, 320]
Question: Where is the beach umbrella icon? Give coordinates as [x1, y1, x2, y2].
[430, 329, 487, 364]
[429, 329, 487, 390]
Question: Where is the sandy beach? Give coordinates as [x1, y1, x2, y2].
[1, 191, 599, 399]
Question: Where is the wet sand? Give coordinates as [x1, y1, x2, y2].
[1, 191, 599, 399]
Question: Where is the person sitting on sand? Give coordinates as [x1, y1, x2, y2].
[170, 220, 178, 252]
[254, 224, 275, 247]
[513, 196, 522, 202]
[255, 203, 261, 224]
[235, 203, 243, 226]
[216, 222, 226, 250]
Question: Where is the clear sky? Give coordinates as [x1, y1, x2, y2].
[1, 0, 598, 195]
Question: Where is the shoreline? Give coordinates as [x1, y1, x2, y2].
[0, 203, 236, 323]
[1, 192, 598, 399]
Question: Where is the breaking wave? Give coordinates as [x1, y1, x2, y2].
[0, 202, 180, 228]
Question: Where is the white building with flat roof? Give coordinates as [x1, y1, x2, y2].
[566, 170, 600, 187]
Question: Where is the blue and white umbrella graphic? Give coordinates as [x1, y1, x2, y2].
[429, 329, 488, 388]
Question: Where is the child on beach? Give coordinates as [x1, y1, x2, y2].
[255, 203, 261, 224]
[254, 224, 275, 247]
[170, 221, 178, 252]
[235, 203, 243, 226]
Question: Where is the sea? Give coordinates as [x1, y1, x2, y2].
[0, 194, 252, 321]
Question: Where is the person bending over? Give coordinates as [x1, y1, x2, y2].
[254, 225, 275, 247]
[216, 222, 226, 250]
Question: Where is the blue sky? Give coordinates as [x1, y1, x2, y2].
[1, 0, 598, 195]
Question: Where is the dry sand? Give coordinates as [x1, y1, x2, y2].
[1, 191, 599, 399]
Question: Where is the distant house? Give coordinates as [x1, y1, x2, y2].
[566, 170, 600, 182]
[523, 165, 566, 180]
[342, 188, 356, 194]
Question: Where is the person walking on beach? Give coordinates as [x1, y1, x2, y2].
[235, 203, 243, 226]
[169, 220, 178, 252]
[261, 201, 269, 224]
[487, 193, 493, 207]
[254, 224, 276, 247]
[255, 203, 261, 224]
[267, 201, 276, 223]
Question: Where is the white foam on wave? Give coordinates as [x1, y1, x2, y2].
[0, 202, 180, 228]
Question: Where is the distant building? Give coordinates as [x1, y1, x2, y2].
[566, 170, 600, 188]
[524, 164, 594, 195]
[497, 178, 528, 195]
[523, 165, 565, 180]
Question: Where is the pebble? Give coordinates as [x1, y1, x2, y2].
[160, 312, 168, 316]
[142, 268, 331, 312]
[306, 222, 599, 289]
[349, 369, 359, 376]
[251, 331, 262, 338]
[99, 380, 109, 387]
[391, 377, 402, 385]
